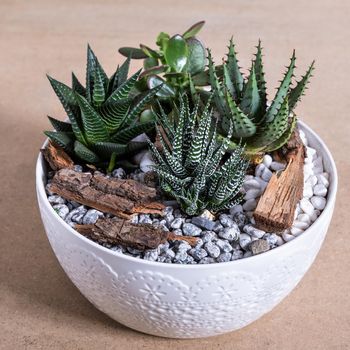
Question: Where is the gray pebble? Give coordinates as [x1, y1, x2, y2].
[231, 249, 244, 260]
[158, 242, 170, 254]
[127, 247, 143, 255]
[215, 239, 233, 252]
[189, 248, 208, 260]
[164, 206, 174, 216]
[173, 209, 182, 218]
[250, 239, 270, 255]
[110, 245, 124, 253]
[239, 233, 252, 250]
[198, 257, 216, 264]
[66, 205, 87, 224]
[45, 183, 54, 196]
[82, 209, 103, 225]
[164, 249, 175, 259]
[48, 195, 66, 205]
[218, 224, 240, 241]
[217, 252, 232, 263]
[243, 224, 265, 238]
[130, 215, 139, 224]
[171, 229, 182, 235]
[212, 221, 224, 233]
[139, 214, 153, 224]
[144, 249, 159, 261]
[264, 233, 279, 247]
[204, 241, 221, 258]
[183, 223, 202, 236]
[177, 241, 191, 252]
[201, 231, 217, 243]
[170, 217, 183, 229]
[194, 238, 204, 249]
[191, 216, 215, 231]
[219, 214, 235, 227]
[233, 212, 247, 229]
[53, 204, 70, 220]
[165, 214, 175, 225]
[229, 204, 243, 216]
[174, 250, 189, 263]
[112, 168, 126, 179]
[74, 165, 83, 172]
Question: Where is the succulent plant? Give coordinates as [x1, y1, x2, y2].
[208, 39, 314, 155]
[149, 95, 248, 216]
[45, 45, 160, 170]
[118, 21, 208, 100]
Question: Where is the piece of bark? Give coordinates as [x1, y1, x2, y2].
[41, 141, 74, 171]
[253, 130, 305, 232]
[75, 217, 198, 250]
[49, 168, 165, 219]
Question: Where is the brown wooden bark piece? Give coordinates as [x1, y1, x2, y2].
[49, 169, 165, 219]
[253, 130, 305, 232]
[41, 141, 74, 171]
[75, 217, 198, 250]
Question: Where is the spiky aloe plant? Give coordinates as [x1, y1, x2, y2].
[149, 95, 248, 216]
[208, 39, 314, 155]
[45, 45, 160, 170]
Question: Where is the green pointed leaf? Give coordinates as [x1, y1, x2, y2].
[116, 56, 131, 88]
[72, 73, 86, 97]
[183, 20, 205, 40]
[74, 140, 100, 163]
[264, 51, 296, 122]
[223, 63, 237, 100]
[92, 65, 106, 108]
[44, 131, 74, 151]
[289, 61, 315, 111]
[226, 38, 245, 96]
[186, 37, 206, 75]
[99, 98, 131, 133]
[126, 141, 148, 154]
[118, 47, 148, 59]
[140, 44, 160, 59]
[225, 91, 256, 138]
[164, 35, 189, 72]
[111, 121, 154, 144]
[75, 93, 109, 144]
[239, 62, 261, 119]
[254, 40, 267, 117]
[47, 116, 72, 132]
[106, 69, 141, 104]
[47, 75, 85, 144]
[93, 141, 127, 159]
[251, 97, 290, 148]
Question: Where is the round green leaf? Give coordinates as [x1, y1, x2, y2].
[156, 32, 170, 50]
[186, 37, 206, 75]
[118, 47, 148, 59]
[164, 35, 189, 72]
[182, 21, 205, 40]
[143, 57, 159, 69]
[147, 75, 175, 98]
[140, 109, 156, 123]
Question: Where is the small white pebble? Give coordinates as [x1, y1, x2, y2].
[263, 154, 273, 168]
[239, 233, 252, 249]
[312, 157, 323, 175]
[306, 147, 317, 160]
[291, 227, 304, 237]
[313, 183, 327, 197]
[244, 175, 254, 181]
[303, 184, 313, 199]
[243, 179, 261, 190]
[299, 129, 308, 146]
[304, 163, 314, 179]
[300, 198, 314, 216]
[297, 213, 311, 224]
[255, 163, 265, 177]
[254, 177, 268, 191]
[261, 167, 273, 182]
[229, 205, 243, 216]
[244, 188, 261, 200]
[292, 220, 309, 230]
[306, 175, 318, 187]
[275, 235, 284, 246]
[317, 174, 329, 188]
[242, 199, 257, 211]
[310, 209, 320, 222]
[270, 161, 286, 172]
[311, 196, 326, 210]
[282, 231, 295, 242]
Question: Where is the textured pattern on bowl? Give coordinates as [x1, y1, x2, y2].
[36, 122, 337, 338]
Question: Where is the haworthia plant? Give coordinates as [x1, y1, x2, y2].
[149, 95, 248, 216]
[208, 40, 314, 155]
[45, 45, 161, 169]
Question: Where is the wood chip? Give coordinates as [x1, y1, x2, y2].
[41, 141, 74, 171]
[49, 168, 165, 219]
[253, 130, 305, 232]
[75, 217, 198, 250]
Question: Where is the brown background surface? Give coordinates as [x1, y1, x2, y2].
[0, 0, 349, 349]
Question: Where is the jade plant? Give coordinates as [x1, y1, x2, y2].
[119, 21, 207, 100]
[149, 95, 248, 216]
[208, 39, 314, 155]
[45, 45, 160, 170]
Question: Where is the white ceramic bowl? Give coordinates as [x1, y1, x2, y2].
[36, 121, 337, 338]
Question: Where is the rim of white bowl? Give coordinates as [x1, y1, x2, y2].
[36, 120, 338, 269]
